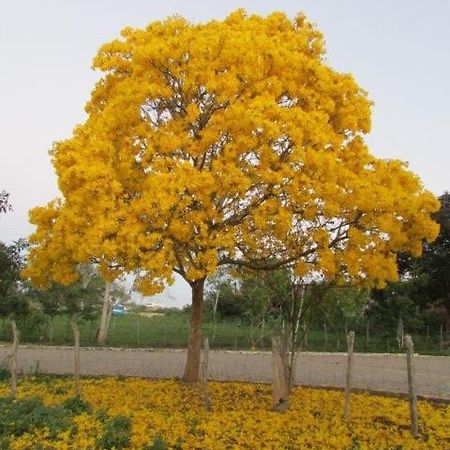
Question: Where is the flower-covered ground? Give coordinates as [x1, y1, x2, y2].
[0, 377, 448, 449]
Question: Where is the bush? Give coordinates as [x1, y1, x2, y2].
[144, 437, 168, 450]
[0, 397, 70, 438]
[16, 311, 47, 342]
[62, 396, 92, 415]
[98, 415, 132, 449]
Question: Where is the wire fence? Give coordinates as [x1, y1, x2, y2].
[0, 313, 448, 356]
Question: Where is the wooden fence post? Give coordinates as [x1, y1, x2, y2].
[71, 315, 81, 398]
[404, 335, 418, 438]
[201, 336, 211, 411]
[440, 324, 443, 352]
[271, 335, 289, 411]
[344, 331, 355, 420]
[9, 320, 19, 398]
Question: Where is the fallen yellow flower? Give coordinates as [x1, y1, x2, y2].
[0, 377, 448, 449]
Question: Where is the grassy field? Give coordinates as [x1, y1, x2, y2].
[1, 312, 448, 356]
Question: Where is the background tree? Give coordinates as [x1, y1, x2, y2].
[0, 240, 29, 319]
[417, 193, 450, 339]
[0, 197, 26, 324]
[24, 11, 439, 381]
[0, 239, 28, 397]
[57, 266, 104, 398]
[29, 283, 65, 343]
[318, 286, 370, 340]
[0, 190, 12, 215]
[97, 280, 129, 346]
[389, 193, 450, 340]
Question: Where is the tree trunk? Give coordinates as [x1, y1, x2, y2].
[183, 278, 205, 382]
[105, 296, 115, 336]
[9, 320, 19, 398]
[272, 334, 289, 411]
[97, 282, 112, 346]
[71, 315, 81, 398]
[344, 331, 355, 420]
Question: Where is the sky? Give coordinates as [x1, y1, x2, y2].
[1, 1, 449, 307]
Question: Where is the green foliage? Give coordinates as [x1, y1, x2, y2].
[366, 193, 450, 340]
[15, 310, 47, 341]
[29, 283, 65, 318]
[0, 359, 9, 381]
[62, 396, 92, 415]
[205, 269, 291, 323]
[144, 437, 169, 450]
[0, 397, 70, 438]
[0, 308, 446, 355]
[29, 264, 107, 334]
[0, 190, 12, 215]
[98, 415, 132, 450]
[413, 193, 450, 320]
[0, 239, 28, 320]
[0, 292, 30, 320]
[348, 436, 361, 450]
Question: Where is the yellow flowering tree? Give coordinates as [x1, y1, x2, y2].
[23, 10, 439, 381]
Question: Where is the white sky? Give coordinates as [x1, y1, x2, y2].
[1, 1, 449, 307]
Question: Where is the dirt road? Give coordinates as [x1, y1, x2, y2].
[1, 345, 448, 400]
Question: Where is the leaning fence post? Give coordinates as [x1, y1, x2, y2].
[201, 336, 211, 411]
[404, 334, 418, 438]
[344, 331, 355, 420]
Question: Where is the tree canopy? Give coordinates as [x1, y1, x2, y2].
[23, 10, 439, 379]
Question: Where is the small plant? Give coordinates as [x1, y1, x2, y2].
[144, 437, 168, 450]
[96, 408, 109, 423]
[348, 437, 361, 450]
[98, 415, 132, 450]
[62, 396, 92, 415]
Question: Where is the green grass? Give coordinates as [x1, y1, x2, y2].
[0, 313, 448, 356]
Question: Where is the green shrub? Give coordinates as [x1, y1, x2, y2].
[144, 437, 168, 450]
[0, 397, 70, 438]
[62, 396, 92, 415]
[98, 415, 132, 450]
